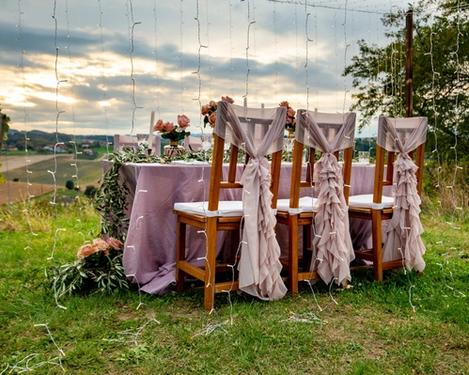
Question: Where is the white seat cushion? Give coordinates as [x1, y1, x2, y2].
[277, 196, 318, 214]
[348, 194, 394, 209]
[174, 200, 243, 217]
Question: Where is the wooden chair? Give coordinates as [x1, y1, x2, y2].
[173, 106, 284, 311]
[276, 110, 355, 295]
[348, 116, 427, 281]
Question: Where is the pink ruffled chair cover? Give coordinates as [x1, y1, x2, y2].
[215, 101, 287, 300]
[377, 116, 428, 271]
[295, 110, 356, 285]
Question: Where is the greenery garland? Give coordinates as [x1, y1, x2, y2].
[94, 144, 209, 241]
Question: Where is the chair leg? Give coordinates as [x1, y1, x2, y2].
[288, 215, 299, 296]
[175, 218, 186, 291]
[302, 223, 312, 271]
[204, 217, 217, 311]
[371, 209, 383, 281]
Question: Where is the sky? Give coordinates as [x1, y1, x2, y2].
[0, 0, 411, 137]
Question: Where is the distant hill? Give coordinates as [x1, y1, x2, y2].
[6, 129, 110, 150]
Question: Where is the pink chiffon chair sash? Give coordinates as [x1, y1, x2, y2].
[296, 110, 356, 285]
[214, 101, 287, 300]
[377, 116, 428, 271]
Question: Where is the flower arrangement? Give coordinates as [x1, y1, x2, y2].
[153, 114, 190, 142]
[201, 96, 234, 128]
[50, 236, 129, 300]
[279, 101, 296, 134]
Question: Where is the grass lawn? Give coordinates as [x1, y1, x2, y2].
[0, 198, 468, 374]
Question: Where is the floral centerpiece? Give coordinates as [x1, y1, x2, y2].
[50, 236, 129, 301]
[201, 96, 234, 128]
[279, 101, 296, 137]
[153, 114, 190, 143]
[153, 114, 190, 156]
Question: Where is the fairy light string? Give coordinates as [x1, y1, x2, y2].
[342, 0, 349, 114]
[427, 14, 442, 211]
[16, 0, 36, 236]
[179, 0, 185, 113]
[97, 0, 111, 157]
[127, 0, 142, 135]
[65, 0, 80, 195]
[304, 2, 313, 109]
[50, 0, 66, 208]
[152, 1, 160, 118]
[450, 0, 463, 220]
[243, 0, 256, 100]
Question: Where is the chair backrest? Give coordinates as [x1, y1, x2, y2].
[113, 134, 161, 155]
[114, 134, 138, 152]
[289, 110, 356, 208]
[209, 102, 286, 211]
[373, 116, 427, 204]
[184, 136, 202, 152]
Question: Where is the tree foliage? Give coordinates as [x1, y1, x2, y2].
[345, 0, 469, 161]
[0, 108, 11, 148]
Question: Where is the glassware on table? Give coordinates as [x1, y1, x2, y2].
[358, 151, 370, 164]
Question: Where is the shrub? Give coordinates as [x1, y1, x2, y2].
[65, 180, 75, 190]
[84, 185, 97, 198]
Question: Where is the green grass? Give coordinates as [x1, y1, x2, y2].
[4, 156, 103, 187]
[0, 199, 468, 374]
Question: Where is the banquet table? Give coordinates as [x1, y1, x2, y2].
[119, 161, 390, 294]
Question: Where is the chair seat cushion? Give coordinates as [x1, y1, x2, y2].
[174, 200, 243, 217]
[348, 194, 394, 209]
[277, 196, 319, 214]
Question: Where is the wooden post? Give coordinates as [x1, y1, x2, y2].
[405, 8, 413, 118]
[149, 111, 155, 134]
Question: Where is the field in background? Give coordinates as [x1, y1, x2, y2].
[1, 154, 104, 189]
[0, 196, 467, 374]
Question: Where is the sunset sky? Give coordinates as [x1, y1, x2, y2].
[0, 0, 410, 136]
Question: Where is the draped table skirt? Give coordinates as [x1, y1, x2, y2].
[114, 161, 389, 294]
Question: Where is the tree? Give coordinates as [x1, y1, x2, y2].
[0, 108, 11, 149]
[344, 0, 469, 161]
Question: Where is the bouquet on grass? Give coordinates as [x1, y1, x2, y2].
[51, 236, 129, 301]
[153, 114, 190, 143]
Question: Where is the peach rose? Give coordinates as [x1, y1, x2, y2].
[77, 244, 97, 259]
[177, 114, 190, 129]
[209, 100, 217, 109]
[106, 237, 123, 250]
[164, 122, 175, 132]
[279, 101, 289, 108]
[92, 238, 109, 251]
[209, 112, 216, 126]
[221, 96, 234, 104]
[153, 119, 164, 132]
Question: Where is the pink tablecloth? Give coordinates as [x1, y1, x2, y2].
[121, 162, 383, 294]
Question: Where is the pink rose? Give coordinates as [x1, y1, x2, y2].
[177, 114, 190, 129]
[201, 105, 210, 115]
[106, 237, 123, 250]
[221, 96, 234, 104]
[153, 119, 164, 132]
[164, 122, 174, 132]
